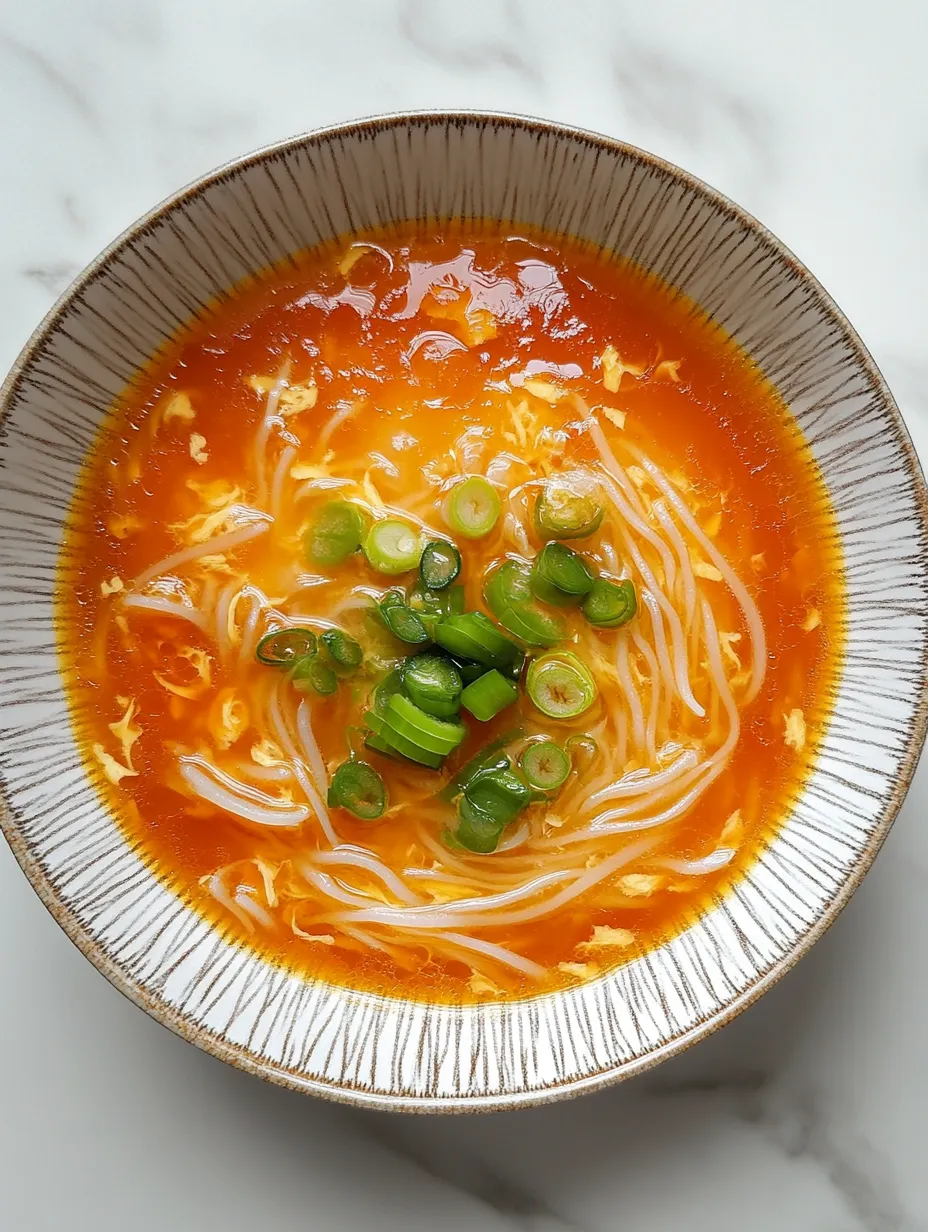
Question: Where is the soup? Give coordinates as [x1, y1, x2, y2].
[59, 222, 844, 1002]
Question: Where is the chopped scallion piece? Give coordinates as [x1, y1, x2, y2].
[526, 651, 597, 719]
[464, 764, 531, 825]
[305, 501, 365, 566]
[460, 669, 519, 722]
[433, 611, 521, 669]
[327, 759, 387, 820]
[291, 653, 338, 696]
[364, 709, 444, 769]
[383, 693, 467, 756]
[484, 561, 565, 646]
[581, 578, 638, 628]
[420, 539, 462, 590]
[402, 653, 463, 718]
[520, 740, 570, 790]
[320, 628, 363, 671]
[364, 519, 423, 575]
[256, 627, 317, 667]
[443, 476, 501, 539]
[529, 542, 596, 606]
[534, 469, 606, 540]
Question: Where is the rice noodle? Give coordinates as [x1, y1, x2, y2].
[131, 519, 271, 590]
[121, 593, 208, 630]
[179, 757, 310, 827]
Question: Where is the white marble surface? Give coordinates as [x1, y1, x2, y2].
[1, 0, 927, 1227]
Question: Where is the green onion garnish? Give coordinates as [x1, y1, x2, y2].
[529, 542, 596, 606]
[291, 653, 338, 696]
[520, 740, 570, 790]
[383, 693, 467, 756]
[433, 611, 521, 669]
[363, 518, 423, 575]
[526, 650, 597, 719]
[320, 628, 363, 671]
[460, 669, 519, 722]
[484, 561, 565, 646]
[442, 476, 501, 539]
[256, 627, 317, 667]
[581, 578, 638, 628]
[380, 601, 430, 644]
[420, 539, 462, 590]
[534, 469, 606, 540]
[402, 653, 463, 718]
[364, 709, 444, 769]
[305, 501, 366, 566]
[327, 759, 388, 820]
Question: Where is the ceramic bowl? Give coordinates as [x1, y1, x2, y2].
[1, 112, 926, 1112]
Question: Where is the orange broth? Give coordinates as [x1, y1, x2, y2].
[58, 222, 844, 1003]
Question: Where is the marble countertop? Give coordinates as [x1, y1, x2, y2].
[2, 1, 927, 1228]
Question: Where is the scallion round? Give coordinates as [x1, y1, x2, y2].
[460, 669, 519, 722]
[443, 476, 501, 539]
[520, 740, 570, 790]
[581, 578, 638, 628]
[526, 651, 597, 719]
[420, 540, 462, 590]
[327, 759, 387, 820]
[291, 653, 338, 697]
[529, 542, 596, 606]
[534, 469, 606, 541]
[320, 628, 363, 671]
[402, 653, 463, 718]
[364, 519, 423, 575]
[256, 627, 317, 667]
[305, 501, 365, 566]
[484, 561, 565, 647]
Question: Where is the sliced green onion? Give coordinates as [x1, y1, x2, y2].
[291, 653, 338, 696]
[256, 627, 317, 667]
[450, 796, 506, 854]
[565, 733, 599, 768]
[464, 764, 531, 825]
[320, 628, 363, 671]
[364, 519, 423, 575]
[443, 476, 501, 539]
[384, 694, 467, 755]
[420, 540, 462, 589]
[327, 759, 387, 820]
[407, 582, 465, 617]
[364, 709, 444, 769]
[453, 659, 487, 685]
[460, 669, 519, 722]
[534, 468, 606, 540]
[305, 501, 365, 566]
[372, 667, 404, 714]
[529, 542, 596, 606]
[520, 740, 570, 790]
[433, 611, 521, 669]
[402, 653, 463, 718]
[438, 732, 520, 801]
[526, 650, 597, 719]
[581, 578, 638, 628]
[380, 601, 430, 644]
[484, 561, 565, 646]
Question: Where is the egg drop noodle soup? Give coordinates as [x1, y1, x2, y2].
[58, 222, 844, 1002]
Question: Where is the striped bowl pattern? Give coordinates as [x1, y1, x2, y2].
[1, 113, 925, 1112]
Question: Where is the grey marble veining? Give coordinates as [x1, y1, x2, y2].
[1, 1, 926, 1228]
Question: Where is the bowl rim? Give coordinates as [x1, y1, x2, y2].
[2, 108, 926, 1114]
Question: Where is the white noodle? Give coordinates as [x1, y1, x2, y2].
[131, 519, 271, 590]
[120, 593, 208, 630]
[179, 757, 310, 828]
